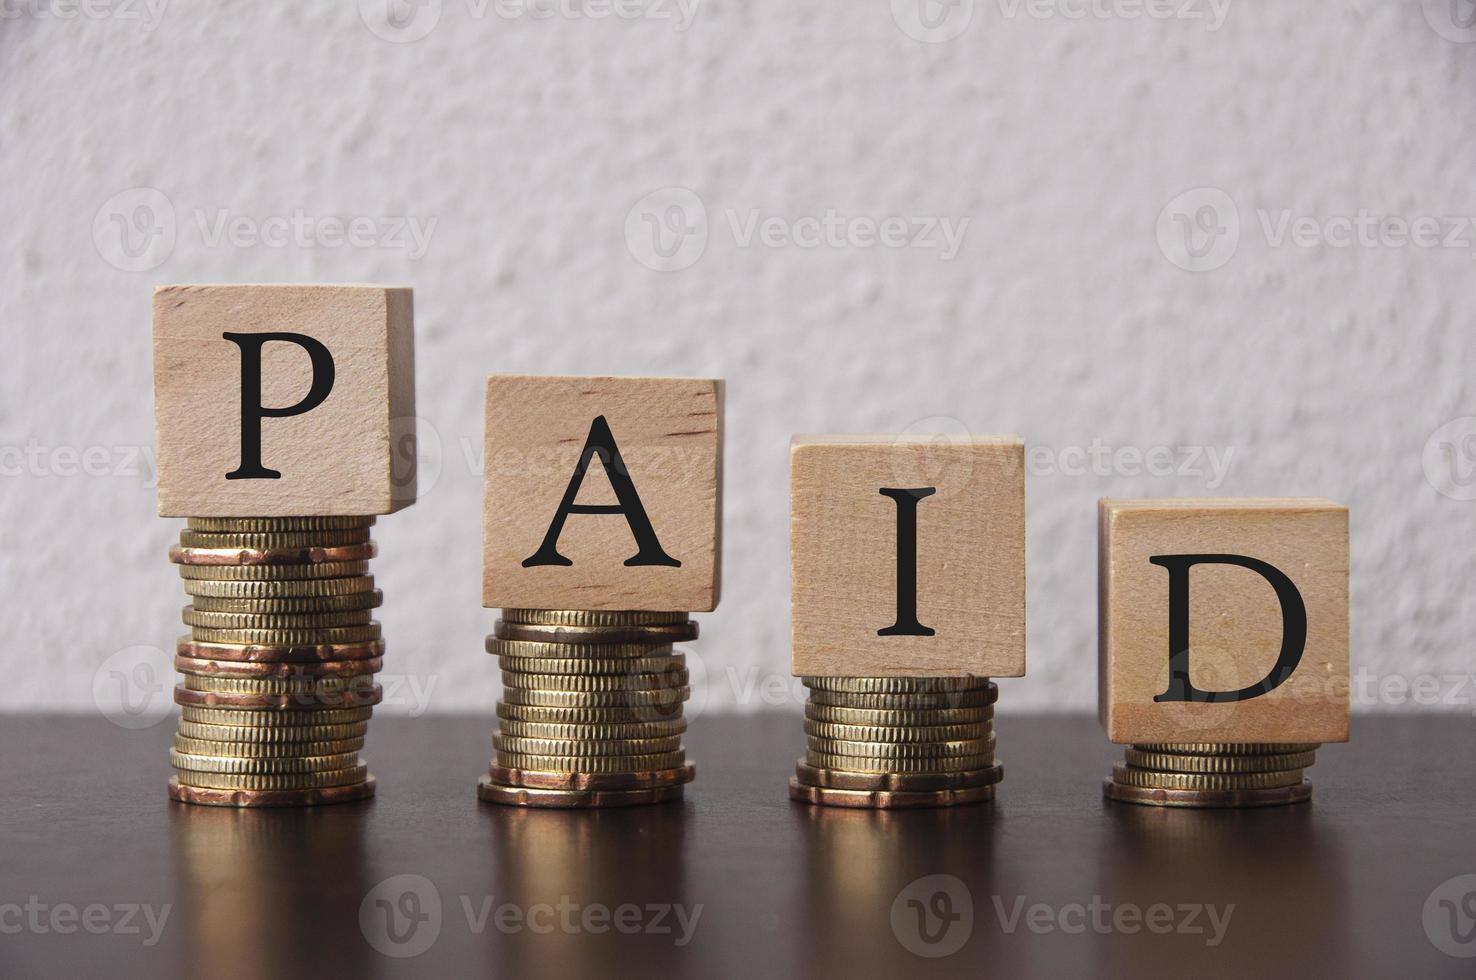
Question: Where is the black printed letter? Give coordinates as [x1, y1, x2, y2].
[877, 487, 936, 637]
[222, 331, 336, 480]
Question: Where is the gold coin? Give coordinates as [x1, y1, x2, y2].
[795, 760, 1004, 793]
[177, 720, 369, 743]
[492, 620, 699, 645]
[1109, 764, 1304, 791]
[488, 762, 695, 792]
[168, 774, 377, 808]
[485, 638, 673, 659]
[499, 686, 690, 709]
[804, 720, 993, 743]
[174, 764, 369, 790]
[170, 749, 364, 775]
[1134, 742, 1322, 756]
[180, 705, 373, 726]
[496, 718, 686, 740]
[803, 703, 995, 727]
[806, 734, 996, 760]
[1102, 778, 1312, 809]
[173, 736, 363, 758]
[478, 776, 686, 809]
[175, 637, 384, 664]
[788, 779, 996, 810]
[177, 560, 370, 581]
[805, 751, 995, 774]
[499, 609, 690, 627]
[493, 654, 683, 675]
[174, 656, 382, 679]
[178, 529, 371, 549]
[803, 676, 992, 694]
[495, 751, 686, 773]
[169, 542, 377, 566]
[493, 734, 684, 757]
[183, 575, 376, 599]
[805, 689, 997, 710]
[500, 668, 688, 692]
[189, 624, 382, 645]
[495, 702, 684, 726]
[183, 606, 374, 630]
[186, 516, 375, 532]
[173, 683, 382, 710]
[1124, 749, 1318, 774]
[188, 590, 383, 614]
[182, 674, 375, 695]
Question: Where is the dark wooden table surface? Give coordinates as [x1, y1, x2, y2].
[1, 714, 1471, 979]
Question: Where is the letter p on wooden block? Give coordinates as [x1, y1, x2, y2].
[1098, 498, 1350, 744]
[482, 375, 724, 612]
[790, 435, 1026, 677]
[152, 284, 416, 516]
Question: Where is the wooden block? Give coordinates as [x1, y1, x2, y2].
[1098, 498, 1350, 744]
[790, 435, 1026, 678]
[153, 284, 416, 517]
[482, 375, 723, 612]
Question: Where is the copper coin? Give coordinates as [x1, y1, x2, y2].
[1102, 777, 1313, 809]
[173, 683, 383, 710]
[492, 619, 698, 645]
[794, 760, 1004, 792]
[788, 778, 996, 810]
[174, 656, 383, 678]
[477, 775, 685, 809]
[168, 774, 376, 808]
[177, 637, 384, 663]
[487, 762, 696, 791]
[169, 542, 377, 566]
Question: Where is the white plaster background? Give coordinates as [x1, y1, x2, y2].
[2, 0, 1474, 718]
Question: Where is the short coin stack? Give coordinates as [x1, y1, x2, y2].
[478, 609, 696, 808]
[166, 516, 384, 807]
[1103, 743, 1320, 808]
[789, 676, 1003, 809]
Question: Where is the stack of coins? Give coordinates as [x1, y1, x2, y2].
[789, 676, 1003, 809]
[1102, 742, 1320, 808]
[477, 609, 696, 808]
[166, 516, 383, 807]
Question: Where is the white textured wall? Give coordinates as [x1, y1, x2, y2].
[3, 0, 1475, 717]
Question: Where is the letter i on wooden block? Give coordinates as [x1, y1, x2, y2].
[1098, 498, 1350, 808]
[477, 375, 723, 808]
[152, 284, 415, 807]
[788, 435, 1026, 809]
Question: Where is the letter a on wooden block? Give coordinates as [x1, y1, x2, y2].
[482, 375, 724, 612]
[152, 284, 416, 517]
[790, 435, 1026, 678]
[1098, 498, 1350, 744]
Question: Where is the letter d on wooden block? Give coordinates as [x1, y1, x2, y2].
[152, 284, 416, 516]
[482, 375, 724, 612]
[1098, 498, 1350, 744]
[790, 435, 1026, 677]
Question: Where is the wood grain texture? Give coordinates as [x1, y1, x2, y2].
[152, 284, 416, 517]
[790, 435, 1026, 678]
[1098, 498, 1350, 744]
[482, 375, 723, 612]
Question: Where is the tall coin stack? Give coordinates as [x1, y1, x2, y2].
[477, 609, 696, 808]
[166, 516, 384, 807]
[789, 676, 1004, 809]
[1102, 742, 1320, 808]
